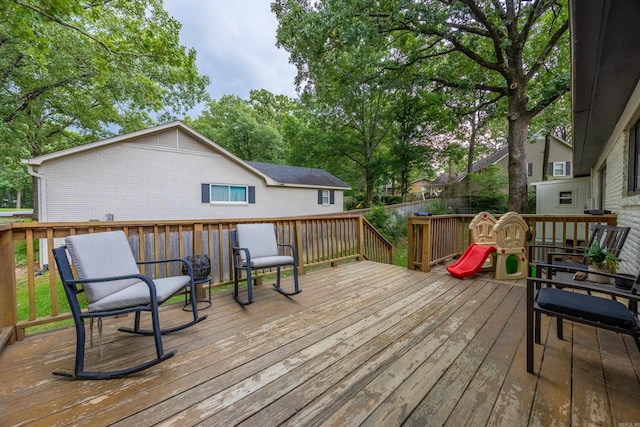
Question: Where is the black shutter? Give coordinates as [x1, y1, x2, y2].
[566, 162, 571, 176]
[201, 184, 210, 203]
[527, 163, 533, 177]
[318, 190, 323, 204]
[548, 162, 553, 175]
[330, 190, 335, 204]
[248, 186, 256, 204]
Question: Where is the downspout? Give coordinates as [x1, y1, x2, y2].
[26, 165, 46, 222]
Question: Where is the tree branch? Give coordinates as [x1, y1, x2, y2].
[525, 19, 569, 82]
[3, 72, 95, 123]
[10, 0, 150, 57]
[430, 77, 507, 95]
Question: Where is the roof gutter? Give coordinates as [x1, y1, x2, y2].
[25, 164, 46, 222]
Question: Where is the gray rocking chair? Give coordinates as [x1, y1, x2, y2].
[52, 230, 207, 379]
[231, 223, 301, 305]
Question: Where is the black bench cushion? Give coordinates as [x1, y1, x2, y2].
[537, 287, 637, 329]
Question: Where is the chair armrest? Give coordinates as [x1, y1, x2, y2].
[231, 247, 251, 267]
[528, 245, 584, 263]
[277, 243, 298, 258]
[529, 261, 639, 296]
[67, 273, 160, 301]
[137, 257, 194, 280]
[528, 270, 640, 301]
[546, 250, 586, 264]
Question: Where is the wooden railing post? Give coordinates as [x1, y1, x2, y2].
[407, 216, 431, 272]
[357, 216, 365, 261]
[420, 219, 431, 272]
[0, 225, 17, 348]
[294, 220, 305, 275]
[192, 223, 206, 299]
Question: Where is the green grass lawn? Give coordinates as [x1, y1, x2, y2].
[394, 237, 408, 268]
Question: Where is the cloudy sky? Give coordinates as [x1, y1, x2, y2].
[163, 0, 299, 102]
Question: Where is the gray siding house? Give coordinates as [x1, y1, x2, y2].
[23, 121, 349, 222]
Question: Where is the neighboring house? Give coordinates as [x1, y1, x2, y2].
[22, 121, 350, 223]
[408, 178, 440, 198]
[526, 132, 574, 182]
[435, 134, 572, 195]
[568, 0, 640, 276]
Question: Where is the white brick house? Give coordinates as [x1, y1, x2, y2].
[570, 0, 640, 276]
[23, 121, 349, 222]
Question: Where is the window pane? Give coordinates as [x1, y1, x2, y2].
[322, 190, 330, 204]
[210, 185, 228, 202]
[559, 190, 573, 205]
[554, 163, 565, 176]
[229, 186, 247, 202]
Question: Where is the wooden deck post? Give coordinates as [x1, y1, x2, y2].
[407, 217, 431, 272]
[357, 217, 365, 261]
[294, 220, 305, 275]
[192, 223, 206, 299]
[0, 225, 17, 348]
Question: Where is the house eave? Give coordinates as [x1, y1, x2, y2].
[570, 0, 640, 177]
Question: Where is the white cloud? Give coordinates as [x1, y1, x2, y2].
[163, 0, 298, 101]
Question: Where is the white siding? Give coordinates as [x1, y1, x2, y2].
[37, 128, 344, 222]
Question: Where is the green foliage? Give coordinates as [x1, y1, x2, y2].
[273, 0, 570, 213]
[424, 200, 456, 215]
[365, 205, 407, 244]
[188, 94, 287, 163]
[1, 0, 210, 200]
[469, 166, 508, 198]
[580, 240, 619, 271]
[468, 166, 509, 213]
[14, 239, 39, 266]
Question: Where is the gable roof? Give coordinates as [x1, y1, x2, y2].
[23, 121, 350, 190]
[247, 161, 349, 188]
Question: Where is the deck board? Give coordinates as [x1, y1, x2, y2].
[1, 261, 639, 426]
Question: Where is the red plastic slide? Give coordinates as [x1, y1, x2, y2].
[446, 243, 497, 279]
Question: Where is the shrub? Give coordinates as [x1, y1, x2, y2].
[365, 205, 407, 243]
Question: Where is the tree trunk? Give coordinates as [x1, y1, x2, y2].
[465, 113, 478, 197]
[542, 134, 550, 181]
[365, 170, 375, 206]
[507, 87, 531, 213]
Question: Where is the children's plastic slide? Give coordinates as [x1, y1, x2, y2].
[446, 243, 497, 279]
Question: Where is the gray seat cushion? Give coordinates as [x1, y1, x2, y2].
[241, 255, 294, 268]
[66, 231, 189, 311]
[66, 231, 141, 303]
[236, 224, 280, 260]
[88, 275, 190, 312]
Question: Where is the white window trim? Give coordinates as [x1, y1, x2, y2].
[209, 184, 249, 205]
[321, 189, 330, 206]
[557, 189, 576, 207]
[552, 162, 567, 177]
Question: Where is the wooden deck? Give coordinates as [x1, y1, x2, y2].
[1, 260, 640, 426]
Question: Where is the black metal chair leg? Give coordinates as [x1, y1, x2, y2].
[272, 265, 302, 296]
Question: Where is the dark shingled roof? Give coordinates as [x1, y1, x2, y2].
[247, 161, 350, 188]
[434, 147, 509, 184]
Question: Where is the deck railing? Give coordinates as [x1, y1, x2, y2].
[0, 215, 393, 348]
[408, 213, 619, 272]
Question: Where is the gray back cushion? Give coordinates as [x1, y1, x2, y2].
[65, 231, 141, 303]
[236, 224, 279, 261]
